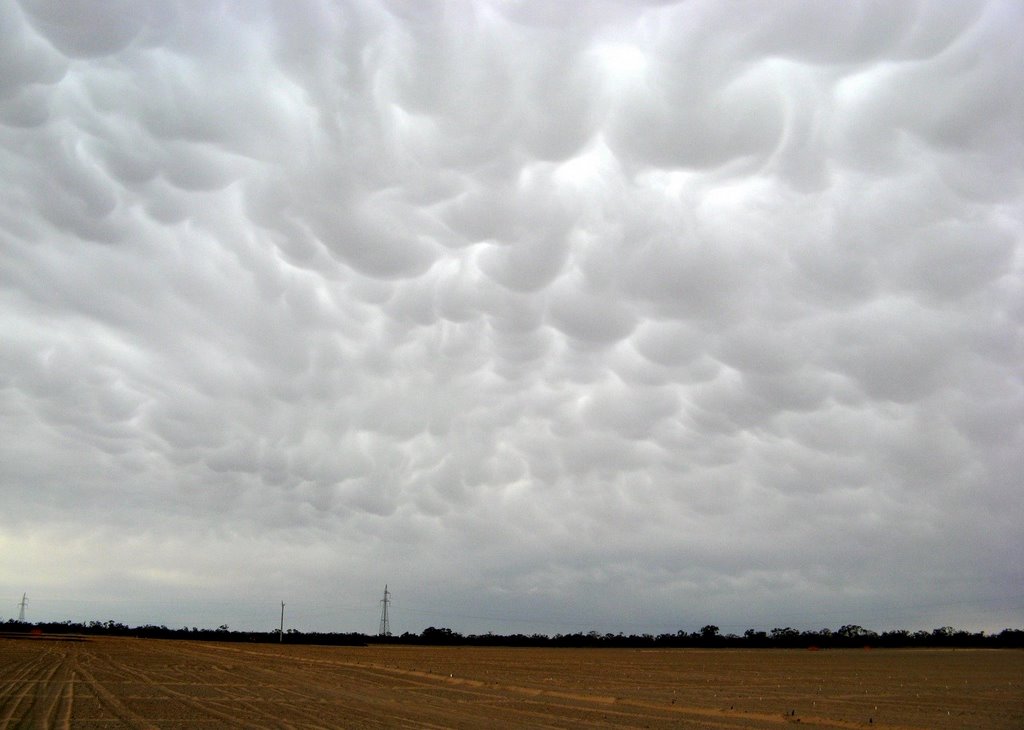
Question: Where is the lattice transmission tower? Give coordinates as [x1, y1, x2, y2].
[17, 593, 27, 622]
[378, 585, 391, 637]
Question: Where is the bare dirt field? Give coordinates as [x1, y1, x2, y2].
[0, 636, 1020, 729]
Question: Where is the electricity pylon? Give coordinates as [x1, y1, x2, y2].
[378, 585, 391, 637]
[17, 593, 27, 622]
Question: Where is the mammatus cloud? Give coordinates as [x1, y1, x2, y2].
[1, 0, 1022, 634]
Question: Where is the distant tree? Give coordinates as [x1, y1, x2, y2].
[997, 628, 1024, 648]
[880, 629, 909, 647]
[744, 629, 766, 640]
[836, 624, 867, 639]
[420, 626, 462, 644]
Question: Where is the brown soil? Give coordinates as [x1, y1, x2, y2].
[0, 637, 1020, 728]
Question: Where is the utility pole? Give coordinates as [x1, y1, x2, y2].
[17, 593, 27, 622]
[279, 601, 285, 642]
[378, 585, 391, 637]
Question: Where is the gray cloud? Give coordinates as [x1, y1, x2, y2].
[1, 0, 1022, 634]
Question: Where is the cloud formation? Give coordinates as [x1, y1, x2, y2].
[2, 0, 1022, 634]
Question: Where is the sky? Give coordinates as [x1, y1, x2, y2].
[1, 0, 1022, 637]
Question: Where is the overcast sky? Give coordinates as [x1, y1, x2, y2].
[1, 0, 1022, 636]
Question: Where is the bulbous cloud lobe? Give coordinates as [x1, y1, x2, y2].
[1, 0, 1021, 633]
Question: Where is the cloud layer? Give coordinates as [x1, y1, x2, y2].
[2, 0, 1022, 633]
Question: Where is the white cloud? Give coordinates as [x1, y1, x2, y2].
[1, 0, 1022, 634]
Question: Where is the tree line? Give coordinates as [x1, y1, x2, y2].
[3, 618, 1022, 648]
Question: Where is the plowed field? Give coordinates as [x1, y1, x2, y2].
[0, 636, 1020, 728]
